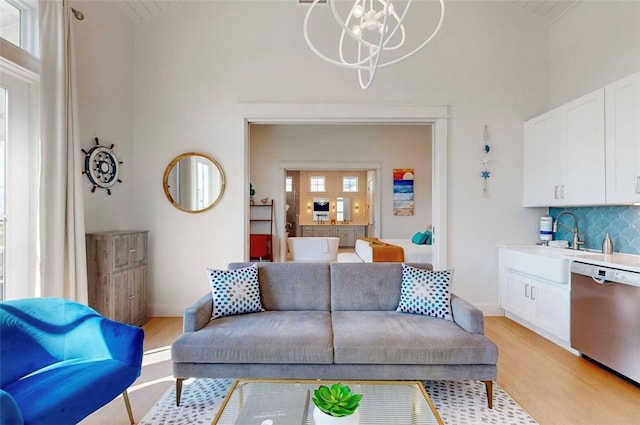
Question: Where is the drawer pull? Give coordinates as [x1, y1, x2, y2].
[129, 248, 136, 253]
[636, 176, 640, 194]
[525, 283, 530, 298]
[531, 286, 536, 300]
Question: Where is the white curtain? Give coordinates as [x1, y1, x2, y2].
[38, 0, 88, 302]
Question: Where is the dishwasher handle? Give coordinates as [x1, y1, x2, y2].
[591, 275, 611, 285]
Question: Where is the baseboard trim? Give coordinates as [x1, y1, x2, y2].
[147, 303, 186, 317]
[504, 311, 579, 355]
[475, 303, 503, 316]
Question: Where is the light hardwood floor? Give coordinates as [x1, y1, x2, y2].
[81, 316, 640, 425]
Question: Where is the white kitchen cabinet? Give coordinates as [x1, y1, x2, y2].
[565, 89, 606, 204]
[605, 71, 640, 204]
[501, 270, 570, 342]
[523, 89, 605, 207]
[498, 246, 571, 347]
[523, 109, 566, 206]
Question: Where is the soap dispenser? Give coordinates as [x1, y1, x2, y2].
[602, 233, 613, 254]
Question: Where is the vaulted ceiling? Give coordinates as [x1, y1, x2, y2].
[114, 0, 183, 24]
[113, 0, 581, 26]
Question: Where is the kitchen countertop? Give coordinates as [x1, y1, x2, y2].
[499, 244, 640, 273]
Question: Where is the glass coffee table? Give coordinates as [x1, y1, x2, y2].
[212, 379, 444, 425]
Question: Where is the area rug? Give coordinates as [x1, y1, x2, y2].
[140, 378, 538, 425]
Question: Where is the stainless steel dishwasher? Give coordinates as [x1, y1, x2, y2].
[571, 261, 640, 384]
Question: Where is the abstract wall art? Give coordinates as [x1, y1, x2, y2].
[393, 168, 414, 216]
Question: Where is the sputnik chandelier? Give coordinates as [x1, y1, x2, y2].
[303, 0, 445, 89]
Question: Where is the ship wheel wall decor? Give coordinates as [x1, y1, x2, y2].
[82, 137, 123, 195]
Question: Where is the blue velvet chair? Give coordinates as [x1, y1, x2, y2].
[0, 297, 144, 425]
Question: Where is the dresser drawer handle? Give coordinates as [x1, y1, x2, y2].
[129, 248, 136, 253]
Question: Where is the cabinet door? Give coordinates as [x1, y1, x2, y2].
[130, 233, 147, 267]
[502, 271, 532, 320]
[531, 281, 570, 341]
[314, 227, 330, 237]
[112, 235, 131, 272]
[606, 72, 640, 203]
[112, 270, 130, 324]
[523, 110, 566, 206]
[129, 266, 147, 326]
[338, 226, 355, 247]
[565, 89, 606, 205]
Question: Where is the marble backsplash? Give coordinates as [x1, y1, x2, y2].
[549, 206, 640, 255]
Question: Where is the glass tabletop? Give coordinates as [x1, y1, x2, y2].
[213, 379, 444, 425]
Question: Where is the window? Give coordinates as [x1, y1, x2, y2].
[336, 197, 344, 222]
[343, 176, 358, 192]
[0, 1, 20, 46]
[309, 176, 325, 192]
[0, 0, 37, 55]
[0, 87, 6, 298]
[0, 0, 38, 300]
[0, 69, 37, 300]
[285, 176, 293, 192]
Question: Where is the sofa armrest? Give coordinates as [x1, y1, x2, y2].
[184, 294, 213, 332]
[451, 294, 485, 335]
[96, 318, 144, 368]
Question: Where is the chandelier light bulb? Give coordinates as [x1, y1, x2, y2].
[303, 0, 445, 89]
[365, 19, 379, 31]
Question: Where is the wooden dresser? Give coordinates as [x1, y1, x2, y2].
[86, 230, 148, 326]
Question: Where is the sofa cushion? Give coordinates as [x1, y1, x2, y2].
[228, 262, 331, 311]
[207, 264, 265, 319]
[396, 265, 453, 321]
[172, 311, 334, 364]
[332, 311, 498, 365]
[330, 262, 432, 311]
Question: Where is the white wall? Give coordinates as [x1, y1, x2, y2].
[72, 0, 135, 232]
[548, 0, 640, 109]
[129, 1, 548, 316]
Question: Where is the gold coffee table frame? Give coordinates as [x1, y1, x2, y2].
[212, 379, 444, 425]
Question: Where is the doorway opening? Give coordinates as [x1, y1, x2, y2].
[240, 103, 448, 269]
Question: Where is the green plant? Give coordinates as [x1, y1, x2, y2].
[312, 383, 362, 417]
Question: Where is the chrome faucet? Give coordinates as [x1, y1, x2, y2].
[552, 211, 584, 250]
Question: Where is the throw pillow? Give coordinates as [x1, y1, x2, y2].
[411, 231, 428, 244]
[411, 230, 433, 245]
[396, 264, 453, 320]
[207, 263, 264, 319]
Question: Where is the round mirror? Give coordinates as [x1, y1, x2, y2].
[163, 152, 225, 213]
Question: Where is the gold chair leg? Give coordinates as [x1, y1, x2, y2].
[483, 381, 493, 409]
[122, 390, 135, 424]
[176, 378, 185, 406]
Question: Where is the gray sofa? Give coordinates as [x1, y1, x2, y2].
[171, 262, 498, 407]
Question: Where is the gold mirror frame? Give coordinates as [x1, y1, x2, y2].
[162, 152, 226, 213]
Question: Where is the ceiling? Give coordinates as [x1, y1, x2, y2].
[112, 0, 582, 26]
[511, 0, 581, 25]
[114, 0, 183, 24]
